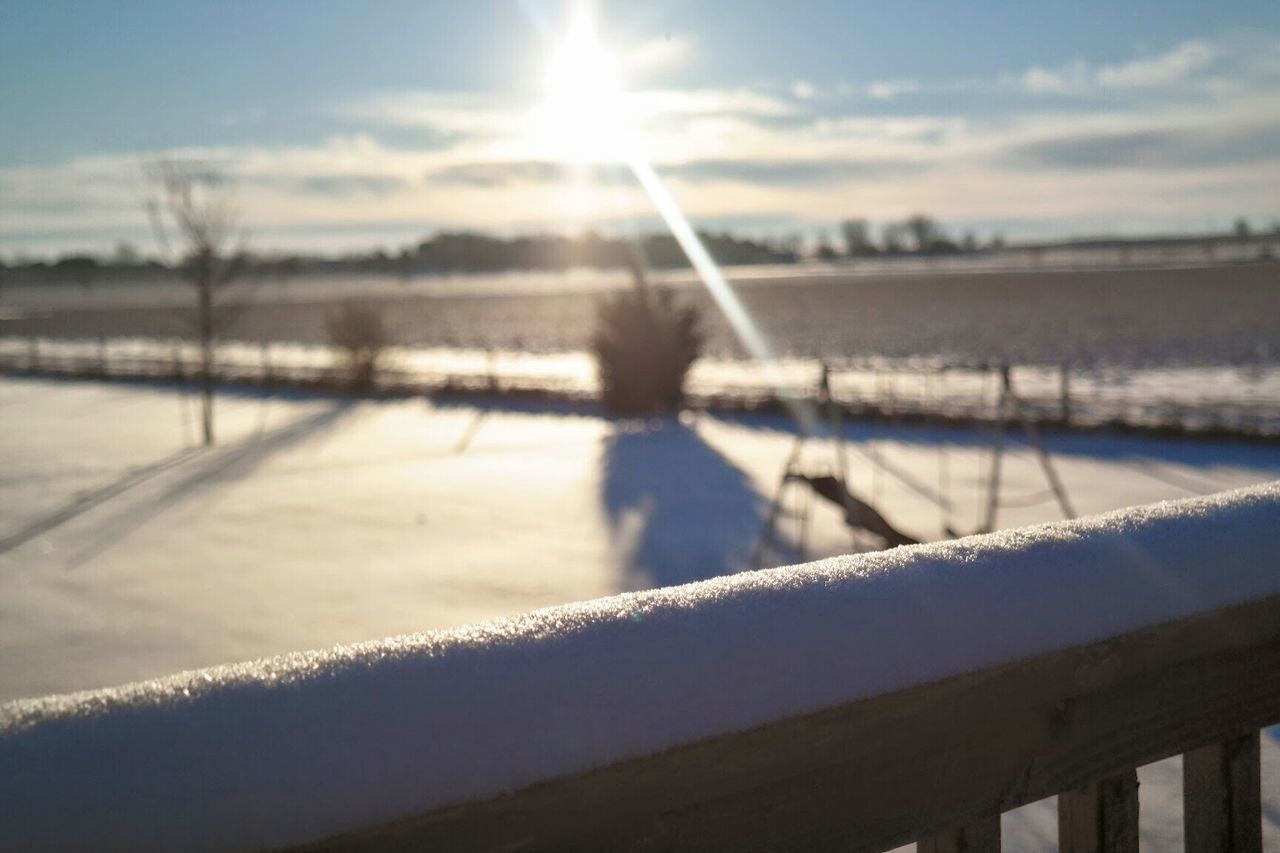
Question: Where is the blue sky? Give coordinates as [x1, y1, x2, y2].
[2, 0, 1279, 255]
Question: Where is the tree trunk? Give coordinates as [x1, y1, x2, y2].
[198, 275, 215, 446]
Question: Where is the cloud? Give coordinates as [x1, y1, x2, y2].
[1019, 60, 1092, 96]
[628, 88, 796, 119]
[426, 160, 629, 188]
[791, 80, 817, 100]
[866, 79, 921, 101]
[1005, 121, 1280, 170]
[660, 158, 923, 185]
[294, 175, 412, 196]
[1015, 39, 1218, 96]
[1096, 40, 1217, 88]
[422, 155, 923, 189]
[426, 160, 567, 188]
[842, 37, 1239, 102]
[336, 91, 515, 138]
[340, 86, 798, 163]
[0, 135, 446, 242]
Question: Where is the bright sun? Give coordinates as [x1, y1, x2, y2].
[534, 5, 630, 164]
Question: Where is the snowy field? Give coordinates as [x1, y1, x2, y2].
[5, 261, 1279, 367]
[2, 375, 1279, 849]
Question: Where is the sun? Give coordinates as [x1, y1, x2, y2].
[532, 4, 631, 164]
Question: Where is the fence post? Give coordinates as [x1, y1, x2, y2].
[1184, 732, 1261, 853]
[1059, 363, 1071, 426]
[1058, 769, 1139, 853]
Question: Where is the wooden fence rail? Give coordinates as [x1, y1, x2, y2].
[303, 592, 1279, 852]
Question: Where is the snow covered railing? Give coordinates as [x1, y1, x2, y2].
[3, 485, 1279, 852]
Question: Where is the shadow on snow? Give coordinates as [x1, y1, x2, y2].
[600, 419, 798, 591]
[713, 410, 1280, 478]
[65, 400, 357, 566]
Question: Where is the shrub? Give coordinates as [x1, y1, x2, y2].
[593, 260, 702, 415]
[325, 301, 390, 390]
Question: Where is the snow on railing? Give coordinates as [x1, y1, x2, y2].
[2, 483, 1279, 852]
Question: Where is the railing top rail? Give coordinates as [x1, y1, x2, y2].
[2, 483, 1279, 852]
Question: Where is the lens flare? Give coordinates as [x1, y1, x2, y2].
[626, 159, 772, 364]
[535, 1, 809, 423]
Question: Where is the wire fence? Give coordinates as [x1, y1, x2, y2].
[3, 335, 1279, 437]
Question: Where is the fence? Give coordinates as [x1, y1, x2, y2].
[2, 334, 1280, 436]
[2, 484, 1278, 851]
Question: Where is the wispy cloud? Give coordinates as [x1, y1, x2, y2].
[866, 79, 922, 101]
[426, 160, 628, 188]
[337, 85, 797, 166]
[662, 157, 924, 185]
[1018, 60, 1092, 96]
[1005, 119, 1280, 171]
[424, 156, 923, 189]
[293, 174, 413, 196]
[1015, 39, 1218, 95]
[336, 91, 514, 138]
[791, 80, 818, 100]
[1097, 40, 1217, 88]
[841, 37, 1250, 102]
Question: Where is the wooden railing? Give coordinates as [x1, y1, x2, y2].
[1, 485, 1277, 852]
[305, 592, 1279, 852]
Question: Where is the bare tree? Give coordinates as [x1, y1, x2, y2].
[840, 218, 873, 257]
[904, 214, 938, 254]
[146, 161, 247, 446]
[814, 233, 839, 261]
[881, 222, 908, 254]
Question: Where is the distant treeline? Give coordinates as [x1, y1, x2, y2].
[2, 230, 797, 284]
[360, 230, 797, 275]
[5, 215, 1275, 285]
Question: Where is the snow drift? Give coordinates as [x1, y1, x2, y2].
[2, 482, 1278, 852]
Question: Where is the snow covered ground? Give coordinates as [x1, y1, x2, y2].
[2, 375, 1279, 850]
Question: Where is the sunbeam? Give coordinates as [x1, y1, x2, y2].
[626, 159, 784, 376]
[535, 0, 808, 423]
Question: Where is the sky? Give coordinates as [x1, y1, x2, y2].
[2, 0, 1279, 257]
